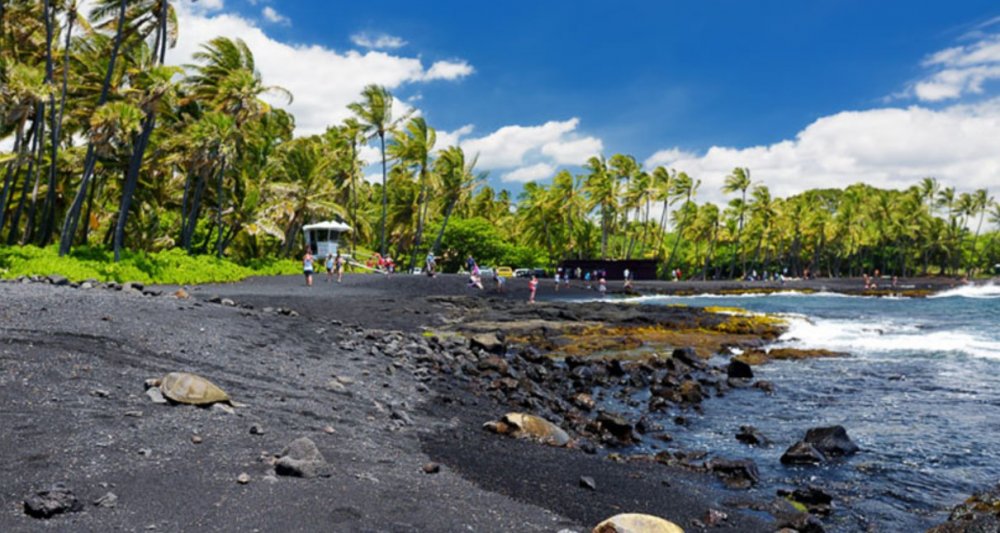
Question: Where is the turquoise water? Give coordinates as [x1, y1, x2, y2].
[626, 284, 1000, 531]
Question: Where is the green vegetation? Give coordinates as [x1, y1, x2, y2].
[1, 2, 998, 280]
[0, 245, 297, 284]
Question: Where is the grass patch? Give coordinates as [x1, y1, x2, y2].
[0, 245, 299, 285]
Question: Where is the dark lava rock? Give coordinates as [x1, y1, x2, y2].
[275, 437, 329, 478]
[47, 275, 69, 287]
[804, 425, 859, 458]
[736, 425, 770, 447]
[477, 355, 509, 374]
[678, 380, 704, 403]
[775, 510, 826, 533]
[929, 484, 1000, 533]
[779, 486, 834, 516]
[596, 411, 634, 442]
[781, 441, 827, 465]
[727, 358, 754, 379]
[23, 483, 83, 518]
[469, 332, 505, 355]
[705, 458, 760, 489]
[754, 380, 775, 393]
[579, 476, 597, 491]
[671, 346, 701, 367]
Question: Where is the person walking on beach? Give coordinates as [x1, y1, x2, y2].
[494, 270, 505, 293]
[324, 253, 335, 282]
[335, 251, 344, 283]
[425, 251, 436, 277]
[303, 249, 315, 286]
[529, 274, 538, 303]
[554, 269, 561, 292]
[623, 268, 632, 290]
[598, 276, 606, 297]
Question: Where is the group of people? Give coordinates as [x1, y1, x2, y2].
[302, 249, 346, 286]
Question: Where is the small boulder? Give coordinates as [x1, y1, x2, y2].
[671, 346, 700, 367]
[483, 413, 570, 447]
[779, 486, 834, 516]
[804, 425, 860, 458]
[596, 412, 635, 442]
[47, 275, 69, 287]
[579, 476, 597, 491]
[469, 332, 505, 354]
[422, 462, 441, 474]
[593, 513, 684, 533]
[23, 484, 83, 518]
[727, 358, 754, 379]
[781, 441, 826, 465]
[275, 437, 330, 478]
[705, 457, 760, 489]
[736, 425, 770, 447]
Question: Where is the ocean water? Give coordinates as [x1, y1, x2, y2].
[621, 284, 1000, 531]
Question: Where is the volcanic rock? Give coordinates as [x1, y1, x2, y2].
[23, 483, 83, 518]
[275, 437, 329, 478]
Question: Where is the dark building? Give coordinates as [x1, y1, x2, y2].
[558, 259, 658, 280]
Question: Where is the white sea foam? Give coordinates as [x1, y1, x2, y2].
[928, 282, 1000, 299]
[777, 315, 1000, 361]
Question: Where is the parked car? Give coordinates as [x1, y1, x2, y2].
[496, 266, 513, 277]
[514, 268, 531, 278]
[477, 267, 495, 279]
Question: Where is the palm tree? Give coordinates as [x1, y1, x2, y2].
[389, 116, 436, 272]
[723, 167, 752, 278]
[584, 155, 618, 259]
[59, 0, 129, 256]
[431, 145, 481, 255]
[664, 172, 699, 275]
[967, 188, 992, 275]
[348, 84, 393, 256]
[650, 166, 676, 257]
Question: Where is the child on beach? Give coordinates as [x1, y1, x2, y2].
[468, 263, 483, 290]
[335, 251, 344, 283]
[325, 253, 335, 282]
[623, 268, 632, 290]
[303, 249, 315, 286]
[528, 275, 538, 303]
[494, 270, 505, 293]
[598, 276, 606, 297]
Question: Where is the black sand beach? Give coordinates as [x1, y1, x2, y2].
[0, 274, 965, 532]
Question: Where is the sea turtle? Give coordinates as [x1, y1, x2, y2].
[592, 513, 685, 533]
[483, 412, 571, 447]
[144, 372, 240, 407]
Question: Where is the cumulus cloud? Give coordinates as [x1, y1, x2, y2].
[643, 98, 1000, 206]
[261, 6, 289, 26]
[501, 163, 557, 183]
[350, 32, 407, 50]
[912, 33, 1000, 101]
[164, 3, 472, 136]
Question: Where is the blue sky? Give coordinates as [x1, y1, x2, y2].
[167, 0, 1000, 204]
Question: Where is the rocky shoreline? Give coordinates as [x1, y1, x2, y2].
[0, 273, 989, 532]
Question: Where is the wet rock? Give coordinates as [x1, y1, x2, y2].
[804, 425, 860, 458]
[753, 380, 775, 393]
[93, 492, 118, 508]
[23, 483, 83, 518]
[775, 511, 826, 533]
[469, 332, 505, 354]
[275, 437, 330, 478]
[929, 484, 1000, 533]
[579, 476, 596, 491]
[483, 413, 571, 447]
[736, 425, 770, 447]
[727, 358, 753, 379]
[596, 412, 635, 442]
[704, 508, 728, 526]
[571, 393, 595, 411]
[781, 441, 826, 465]
[779, 486, 834, 516]
[478, 355, 509, 374]
[671, 346, 701, 367]
[678, 380, 704, 403]
[705, 458, 760, 489]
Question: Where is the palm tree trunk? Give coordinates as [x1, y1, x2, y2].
[7, 111, 44, 245]
[114, 113, 155, 261]
[216, 158, 227, 258]
[408, 170, 428, 272]
[431, 199, 456, 254]
[39, 2, 74, 246]
[379, 132, 387, 256]
[0, 122, 28, 234]
[59, 0, 128, 256]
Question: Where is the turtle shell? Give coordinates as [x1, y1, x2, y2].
[593, 513, 685, 533]
[159, 372, 230, 405]
[501, 413, 571, 447]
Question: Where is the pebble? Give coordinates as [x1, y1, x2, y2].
[125, 410, 143, 417]
[250, 424, 266, 435]
[323, 425, 336, 434]
[191, 435, 203, 444]
[94, 492, 118, 508]
[237, 473, 250, 484]
[138, 448, 152, 457]
[579, 476, 597, 491]
[422, 462, 441, 474]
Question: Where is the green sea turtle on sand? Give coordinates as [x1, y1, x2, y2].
[483, 413, 571, 447]
[144, 372, 242, 407]
[593, 513, 685, 533]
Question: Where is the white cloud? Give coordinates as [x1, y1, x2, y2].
[501, 163, 557, 183]
[435, 124, 474, 151]
[459, 118, 580, 169]
[350, 32, 407, 50]
[422, 60, 474, 81]
[165, 3, 472, 136]
[912, 33, 1000, 101]
[541, 136, 604, 165]
[261, 6, 289, 26]
[643, 98, 1000, 206]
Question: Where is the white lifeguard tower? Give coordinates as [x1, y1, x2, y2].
[302, 220, 352, 258]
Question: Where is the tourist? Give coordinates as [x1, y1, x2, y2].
[584, 270, 592, 289]
[469, 262, 483, 289]
[575, 267, 582, 284]
[528, 274, 538, 303]
[623, 268, 632, 290]
[335, 251, 344, 283]
[554, 269, 560, 292]
[325, 253, 335, 282]
[598, 276, 606, 297]
[425, 251, 436, 277]
[494, 270, 505, 293]
[303, 249, 315, 287]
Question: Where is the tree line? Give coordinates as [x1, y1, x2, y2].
[2, 1, 998, 279]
